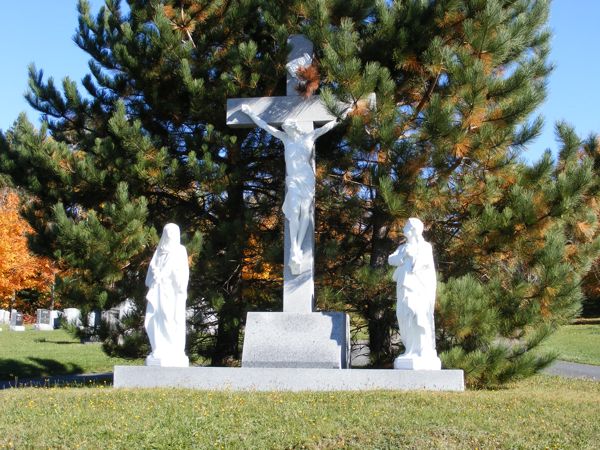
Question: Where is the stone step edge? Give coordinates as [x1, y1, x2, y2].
[114, 366, 464, 392]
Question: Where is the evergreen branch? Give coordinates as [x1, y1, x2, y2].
[396, 70, 442, 138]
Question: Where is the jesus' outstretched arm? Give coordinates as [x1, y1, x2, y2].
[311, 104, 354, 139]
[311, 118, 339, 139]
[241, 104, 286, 141]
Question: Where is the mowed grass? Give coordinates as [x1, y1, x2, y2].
[540, 324, 600, 366]
[0, 325, 599, 447]
[0, 328, 143, 380]
[0, 376, 597, 449]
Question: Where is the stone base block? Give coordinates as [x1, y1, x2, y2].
[241, 312, 349, 368]
[9, 326, 25, 332]
[34, 324, 54, 331]
[394, 354, 442, 370]
[146, 354, 189, 368]
[113, 366, 464, 391]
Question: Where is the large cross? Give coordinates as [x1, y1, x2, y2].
[227, 35, 333, 313]
[227, 35, 373, 313]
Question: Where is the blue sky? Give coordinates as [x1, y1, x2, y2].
[0, 1, 598, 163]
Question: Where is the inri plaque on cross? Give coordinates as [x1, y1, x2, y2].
[227, 35, 340, 313]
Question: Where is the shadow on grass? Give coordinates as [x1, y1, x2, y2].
[0, 357, 84, 381]
[33, 337, 80, 345]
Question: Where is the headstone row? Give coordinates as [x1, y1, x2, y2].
[2, 301, 138, 332]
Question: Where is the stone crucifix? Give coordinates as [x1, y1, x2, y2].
[226, 35, 347, 313]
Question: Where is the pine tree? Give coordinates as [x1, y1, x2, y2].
[1, 0, 290, 362]
[308, 0, 600, 385]
[580, 134, 600, 317]
[1, 0, 598, 386]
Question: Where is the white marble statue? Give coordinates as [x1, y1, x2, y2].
[144, 223, 190, 367]
[241, 104, 340, 275]
[388, 218, 441, 370]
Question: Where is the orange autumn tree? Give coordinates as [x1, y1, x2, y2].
[0, 188, 56, 312]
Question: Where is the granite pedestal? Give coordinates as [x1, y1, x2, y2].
[394, 354, 442, 370]
[241, 312, 350, 369]
[114, 366, 464, 391]
[146, 353, 189, 368]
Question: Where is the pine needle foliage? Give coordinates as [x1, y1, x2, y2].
[310, 0, 600, 386]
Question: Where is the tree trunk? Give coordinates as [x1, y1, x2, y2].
[367, 207, 395, 365]
[212, 300, 242, 365]
[211, 144, 246, 366]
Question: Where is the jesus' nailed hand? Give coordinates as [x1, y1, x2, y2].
[240, 103, 349, 275]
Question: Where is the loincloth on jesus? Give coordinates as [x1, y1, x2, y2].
[282, 175, 315, 216]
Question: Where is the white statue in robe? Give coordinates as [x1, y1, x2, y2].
[388, 218, 441, 370]
[144, 223, 189, 367]
[241, 104, 341, 275]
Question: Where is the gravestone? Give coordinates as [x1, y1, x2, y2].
[102, 309, 120, 330]
[51, 310, 62, 329]
[0, 309, 9, 325]
[34, 309, 54, 331]
[117, 298, 135, 320]
[63, 308, 82, 326]
[87, 310, 102, 328]
[186, 299, 218, 334]
[101, 299, 136, 331]
[227, 35, 369, 368]
[10, 310, 25, 331]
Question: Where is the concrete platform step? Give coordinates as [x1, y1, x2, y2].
[114, 366, 464, 391]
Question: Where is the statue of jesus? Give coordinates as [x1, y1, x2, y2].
[241, 104, 341, 274]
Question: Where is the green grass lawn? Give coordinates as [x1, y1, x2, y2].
[3, 323, 598, 382]
[0, 327, 143, 380]
[541, 324, 600, 366]
[1, 325, 599, 447]
[0, 376, 597, 448]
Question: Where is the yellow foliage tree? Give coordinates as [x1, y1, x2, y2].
[0, 188, 56, 312]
